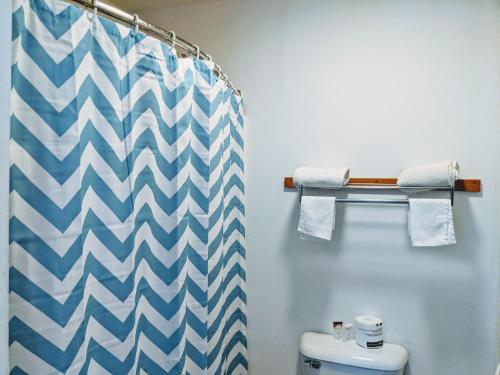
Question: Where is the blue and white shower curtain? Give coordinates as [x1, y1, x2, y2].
[9, 0, 247, 373]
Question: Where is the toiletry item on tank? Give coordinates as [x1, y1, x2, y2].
[355, 316, 383, 349]
[332, 321, 343, 339]
[342, 323, 354, 342]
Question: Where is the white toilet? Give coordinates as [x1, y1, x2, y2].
[300, 332, 408, 375]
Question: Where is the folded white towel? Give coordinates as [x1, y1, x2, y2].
[408, 198, 456, 247]
[397, 161, 459, 187]
[298, 196, 336, 241]
[294, 167, 350, 187]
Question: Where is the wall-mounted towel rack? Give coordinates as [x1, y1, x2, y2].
[297, 185, 454, 205]
[284, 177, 481, 206]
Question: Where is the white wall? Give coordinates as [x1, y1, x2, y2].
[139, 1, 500, 374]
[0, 1, 12, 373]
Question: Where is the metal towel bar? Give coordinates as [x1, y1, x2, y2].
[297, 184, 455, 206]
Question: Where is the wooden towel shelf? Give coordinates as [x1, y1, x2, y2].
[283, 177, 481, 192]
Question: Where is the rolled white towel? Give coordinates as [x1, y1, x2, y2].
[397, 161, 459, 187]
[293, 167, 350, 187]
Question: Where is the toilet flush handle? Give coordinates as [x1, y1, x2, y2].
[304, 359, 321, 369]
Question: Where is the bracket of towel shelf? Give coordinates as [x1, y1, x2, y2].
[284, 177, 481, 206]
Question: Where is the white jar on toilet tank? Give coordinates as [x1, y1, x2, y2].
[355, 316, 383, 349]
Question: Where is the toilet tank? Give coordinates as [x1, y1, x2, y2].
[300, 332, 408, 375]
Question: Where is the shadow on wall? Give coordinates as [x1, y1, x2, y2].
[280, 190, 481, 375]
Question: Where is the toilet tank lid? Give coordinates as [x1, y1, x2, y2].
[300, 332, 408, 371]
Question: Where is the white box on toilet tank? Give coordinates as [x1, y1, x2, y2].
[354, 316, 383, 349]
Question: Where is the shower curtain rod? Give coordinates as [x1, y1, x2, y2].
[66, 0, 241, 96]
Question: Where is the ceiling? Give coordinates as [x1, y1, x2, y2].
[109, 0, 220, 13]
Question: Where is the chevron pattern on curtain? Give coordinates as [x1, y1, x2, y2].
[9, 0, 247, 373]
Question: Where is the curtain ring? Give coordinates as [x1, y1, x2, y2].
[214, 64, 221, 78]
[206, 54, 212, 62]
[87, 0, 97, 20]
[133, 14, 139, 34]
[194, 45, 200, 59]
[169, 31, 176, 48]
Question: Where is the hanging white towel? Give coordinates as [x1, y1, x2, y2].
[298, 196, 336, 240]
[294, 167, 350, 187]
[398, 161, 459, 187]
[408, 198, 456, 247]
